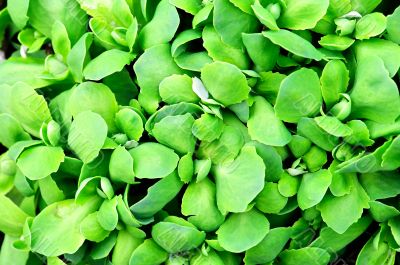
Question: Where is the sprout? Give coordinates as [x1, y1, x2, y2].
[0, 0, 399, 264]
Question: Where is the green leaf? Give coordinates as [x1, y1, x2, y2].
[0, 235, 29, 265]
[245, 227, 292, 264]
[250, 142, 283, 182]
[369, 201, 400, 222]
[314, 115, 353, 137]
[129, 239, 168, 265]
[317, 176, 370, 233]
[242, 33, 280, 72]
[214, 145, 265, 214]
[131, 171, 183, 218]
[192, 114, 224, 142]
[278, 0, 329, 30]
[298, 169, 332, 210]
[146, 102, 203, 133]
[129, 142, 179, 179]
[192, 4, 212, 28]
[303, 146, 327, 172]
[213, 0, 259, 48]
[51, 21, 71, 61]
[17, 145, 65, 180]
[355, 12, 387, 40]
[133, 44, 184, 113]
[0, 158, 15, 195]
[31, 197, 101, 256]
[28, 0, 88, 44]
[0, 9, 10, 45]
[329, 160, 355, 197]
[381, 135, 400, 170]
[112, 228, 146, 265]
[109, 146, 135, 184]
[351, 0, 382, 15]
[0, 195, 30, 237]
[76, 176, 107, 204]
[0, 58, 51, 89]
[318, 35, 355, 51]
[217, 209, 270, 253]
[288, 135, 312, 158]
[175, 51, 213, 72]
[197, 123, 244, 165]
[159, 74, 199, 104]
[229, 0, 254, 14]
[138, 0, 180, 49]
[47, 257, 67, 265]
[388, 216, 400, 246]
[78, 0, 133, 48]
[103, 70, 139, 105]
[335, 139, 391, 174]
[38, 175, 64, 205]
[275, 68, 322, 123]
[152, 114, 196, 154]
[359, 171, 400, 200]
[169, 0, 202, 15]
[297, 117, 339, 151]
[228, 101, 250, 123]
[0, 114, 31, 148]
[83, 49, 135, 81]
[89, 231, 118, 259]
[201, 61, 250, 106]
[262, 30, 324, 61]
[256, 182, 288, 214]
[80, 212, 110, 242]
[47, 90, 73, 135]
[8, 140, 42, 161]
[278, 172, 300, 197]
[366, 119, 400, 139]
[177, 153, 194, 184]
[126, 18, 139, 51]
[115, 108, 144, 142]
[68, 111, 108, 164]
[69, 82, 119, 132]
[116, 195, 141, 228]
[171, 29, 201, 57]
[356, 233, 394, 265]
[41, 54, 69, 81]
[353, 39, 400, 78]
[87, 19, 117, 49]
[18, 28, 47, 53]
[311, 216, 372, 253]
[190, 249, 225, 265]
[7, 0, 29, 29]
[152, 216, 206, 253]
[248, 96, 292, 147]
[97, 197, 119, 231]
[251, 0, 279, 31]
[194, 159, 212, 183]
[279, 247, 330, 265]
[7, 82, 52, 138]
[386, 6, 400, 44]
[320, 59, 349, 108]
[344, 120, 374, 147]
[40, 120, 61, 147]
[254, 72, 286, 105]
[182, 177, 225, 232]
[202, 26, 250, 70]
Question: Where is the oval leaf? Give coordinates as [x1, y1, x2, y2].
[217, 209, 270, 253]
[68, 111, 108, 164]
[129, 143, 179, 179]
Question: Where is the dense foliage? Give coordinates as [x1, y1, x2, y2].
[0, 0, 399, 264]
